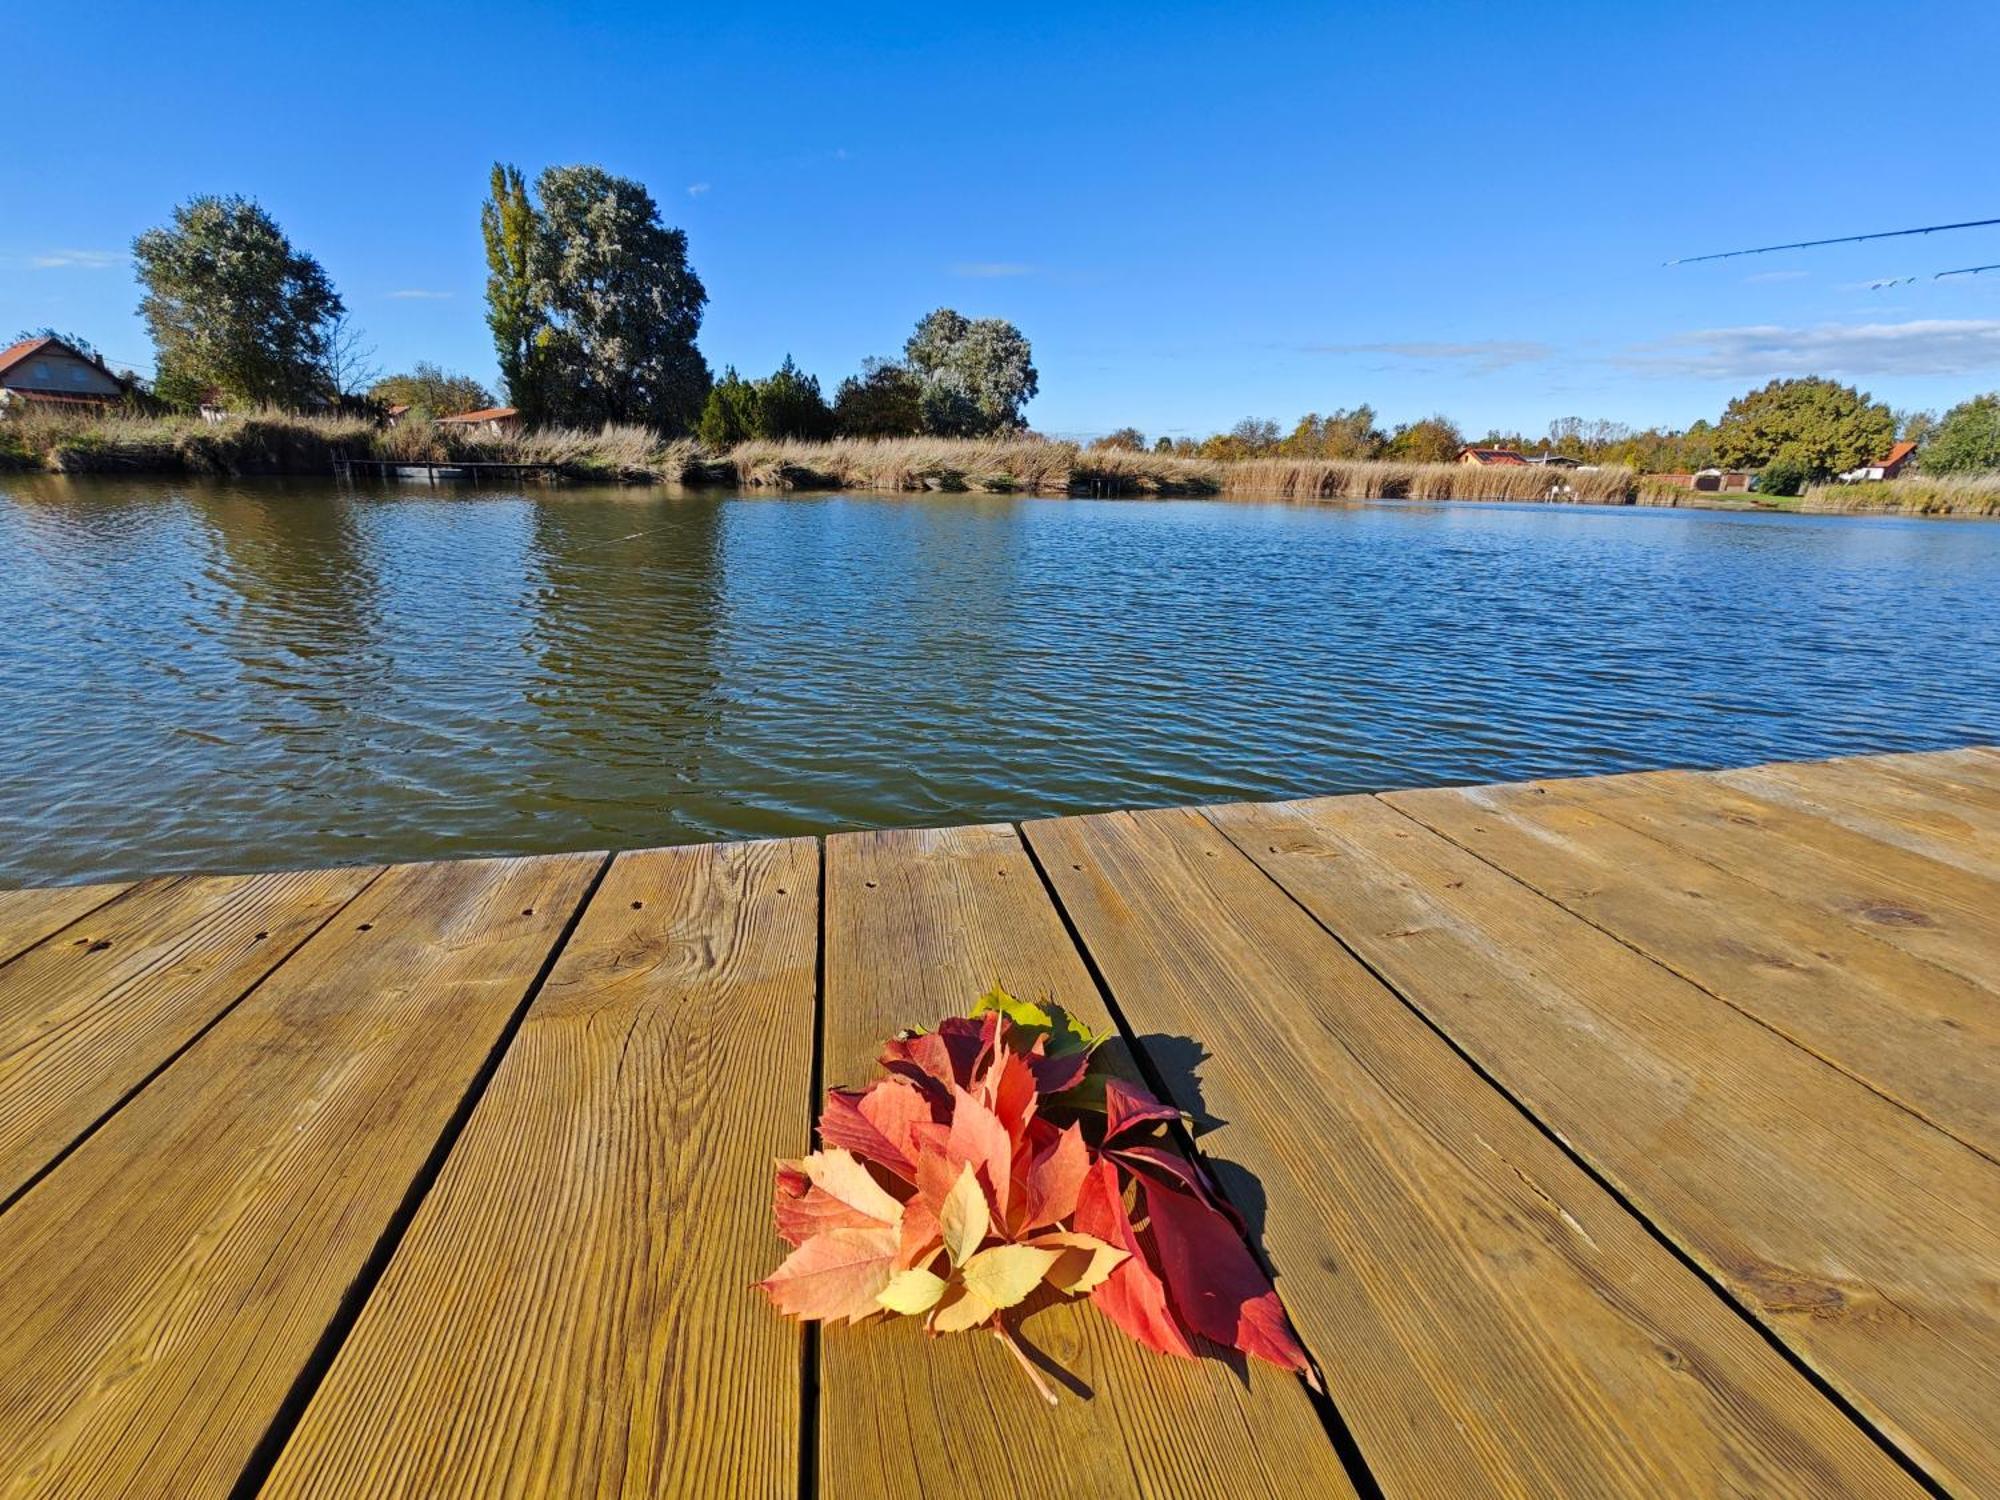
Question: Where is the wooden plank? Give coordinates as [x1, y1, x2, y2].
[1379, 780, 2000, 1160]
[1028, 806, 1914, 1498]
[0, 852, 601, 1498]
[0, 881, 132, 966]
[821, 824, 1354, 1499]
[0, 866, 382, 1206]
[1718, 758, 2000, 882]
[261, 840, 816, 1500]
[1522, 766, 2000, 996]
[1225, 792, 2000, 1494]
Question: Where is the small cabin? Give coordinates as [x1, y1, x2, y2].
[1457, 446, 1530, 467]
[0, 335, 128, 411]
[435, 405, 521, 436]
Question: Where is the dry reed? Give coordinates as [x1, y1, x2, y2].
[1801, 475, 2000, 517]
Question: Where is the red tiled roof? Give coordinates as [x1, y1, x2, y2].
[1879, 440, 1918, 467]
[435, 405, 520, 424]
[0, 335, 60, 378]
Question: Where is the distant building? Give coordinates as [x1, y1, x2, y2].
[1457, 446, 1530, 467]
[1840, 440, 1919, 482]
[435, 405, 521, 436]
[1652, 469, 1755, 492]
[382, 403, 412, 428]
[1523, 451, 1584, 468]
[0, 335, 128, 412]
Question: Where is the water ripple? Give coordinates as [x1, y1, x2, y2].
[2, 478, 1998, 884]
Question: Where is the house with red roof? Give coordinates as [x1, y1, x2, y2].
[1840, 440, 1920, 482]
[0, 335, 129, 412]
[1456, 445, 1531, 467]
[434, 405, 521, 436]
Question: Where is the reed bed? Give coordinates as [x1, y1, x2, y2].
[724, 437, 1076, 493]
[1802, 475, 2000, 517]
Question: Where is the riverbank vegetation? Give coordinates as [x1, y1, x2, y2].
[1801, 474, 2000, 516]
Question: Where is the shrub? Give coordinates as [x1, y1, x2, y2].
[1755, 457, 1809, 497]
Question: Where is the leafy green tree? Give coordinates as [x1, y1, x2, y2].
[1384, 415, 1465, 464]
[755, 355, 834, 440]
[831, 358, 924, 437]
[1089, 427, 1147, 452]
[1918, 393, 2000, 474]
[1756, 457, 1810, 497]
[529, 165, 711, 432]
[370, 363, 495, 416]
[481, 164, 543, 418]
[132, 195, 343, 410]
[1713, 377, 1895, 478]
[903, 308, 1038, 436]
[697, 367, 762, 449]
[1280, 406, 1384, 459]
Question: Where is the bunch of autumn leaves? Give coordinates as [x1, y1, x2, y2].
[758, 991, 1314, 1399]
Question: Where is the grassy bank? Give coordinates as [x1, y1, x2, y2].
[1801, 475, 2000, 517]
[11, 410, 1996, 514]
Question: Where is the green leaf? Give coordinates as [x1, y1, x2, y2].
[970, 986, 1104, 1057]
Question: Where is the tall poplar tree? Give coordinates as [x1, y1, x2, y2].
[480, 163, 542, 417]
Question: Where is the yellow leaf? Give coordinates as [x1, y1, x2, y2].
[939, 1162, 989, 1265]
[877, 1267, 947, 1315]
[927, 1282, 997, 1334]
[1030, 1231, 1130, 1296]
[803, 1148, 904, 1227]
[960, 1245, 1060, 1309]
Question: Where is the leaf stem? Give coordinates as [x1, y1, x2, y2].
[992, 1316, 1059, 1406]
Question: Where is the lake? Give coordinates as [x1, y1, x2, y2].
[4, 475, 1998, 886]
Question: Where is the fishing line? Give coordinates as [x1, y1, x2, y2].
[1667, 216, 2000, 266]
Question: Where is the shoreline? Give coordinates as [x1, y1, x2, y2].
[4, 414, 1994, 516]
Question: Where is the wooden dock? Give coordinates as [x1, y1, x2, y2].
[1, 746, 1996, 1497]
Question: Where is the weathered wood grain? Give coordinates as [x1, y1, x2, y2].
[0, 866, 381, 1205]
[822, 824, 1355, 1499]
[1718, 758, 2000, 881]
[1232, 791, 2000, 1494]
[1029, 805, 1915, 1498]
[260, 840, 817, 1500]
[0, 880, 132, 966]
[0, 852, 601, 1499]
[1520, 766, 2000, 996]
[1381, 781, 2000, 1159]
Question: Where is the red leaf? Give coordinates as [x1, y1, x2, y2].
[818, 1088, 916, 1180]
[1024, 1046, 1092, 1097]
[1142, 1179, 1312, 1378]
[1110, 1143, 1247, 1233]
[945, 1085, 1015, 1221]
[897, 1196, 943, 1270]
[1023, 1123, 1089, 1232]
[1103, 1077, 1181, 1142]
[1074, 1157, 1196, 1360]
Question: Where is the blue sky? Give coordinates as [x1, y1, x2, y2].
[8, 1, 1998, 440]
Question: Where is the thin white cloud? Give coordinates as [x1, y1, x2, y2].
[1301, 339, 1554, 371]
[28, 248, 124, 269]
[1621, 319, 2000, 379]
[387, 289, 452, 300]
[686, 182, 711, 197]
[951, 261, 1036, 278]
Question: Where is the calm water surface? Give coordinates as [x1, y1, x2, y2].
[4, 475, 1998, 885]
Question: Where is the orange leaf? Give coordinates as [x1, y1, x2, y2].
[757, 1223, 902, 1324]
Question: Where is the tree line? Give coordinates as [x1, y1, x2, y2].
[93, 178, 2000, 481]
[1100, 378, 2000, 491]
[113, 166, 1037, 442]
